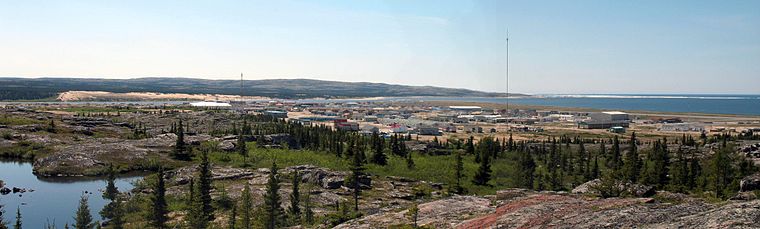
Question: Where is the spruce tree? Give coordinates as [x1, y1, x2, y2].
[406, 152, 415, 170]
[227, 204, 237, 229]
[669, 147, 689, 192]
[610, 136, 623, 172]
[710, 145, 734, 199]
[516, 150, 536, 188]
[237, 132, 248, 158]
[453, 152, 465, 194]
[466, 136, 475, 155]
[350, 149, 366, 211]
[186, 178, 207, 229]
[287, 171, 301, 224]
[100, 165, 123, 229]
[172, 119, 190, 160]
[0, 200, 6, 229]
[13, 207, 19, 229]
[74, 195, 94, 229]
[370, 132, 387, 165]
[622, 133, 641, 182]
[240, 183, 253, 229]
[591, 154, 600, 180]
[304, 190, 314, 225]
[263, 162, 285, 229]
[198, 149, 214, 222]
[472, 152, 492, 186]
[407, 203, 419, 228]
[149, 169, 168, 229]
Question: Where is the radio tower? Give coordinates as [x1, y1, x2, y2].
[240, 73, 244, 102]
[506, 29, 510, 114]
[505, 29, 511, 134]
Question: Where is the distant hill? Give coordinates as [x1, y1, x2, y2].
[0, 77, 519, 101]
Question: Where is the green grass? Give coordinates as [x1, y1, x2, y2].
[204, 143, 522, 195]
[0, 115, 44, 126]
[0, 140, 54, 160]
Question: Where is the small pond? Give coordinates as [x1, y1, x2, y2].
[0, 160, 142, 228]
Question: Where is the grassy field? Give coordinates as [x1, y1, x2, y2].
[0, 115, 45, 125]
[204, 143, 521, 195]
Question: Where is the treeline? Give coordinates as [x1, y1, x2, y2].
[176, 115, 758, 199]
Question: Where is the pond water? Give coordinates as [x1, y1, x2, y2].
[0, 160, 142, 228]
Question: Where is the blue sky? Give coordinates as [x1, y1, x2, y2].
[1, 0, 758, 94]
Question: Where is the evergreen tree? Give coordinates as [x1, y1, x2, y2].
[350, 149, 366, 211]
[516, 150, 536, 188]
[287, 171, 301, 224]
[407, 203, 419, 228]
[304, 190, 314, 225]
[13, 207, 19, 229]
[149, 169, 168, 229]
[227, 204, 237, 229]
[688, 155, 702, 191]
[709, 145, 735, 199]
[47, 119, 56, 133]
[591, 154, 600, 180]
[74, 195, 94, 229]
[622, 133, 641, 182]
[172, 119, 191, 160]
[406, 153, 415, 170]
[100, 165, 122, 229]
[466, 136, 475, 155]
[197, 149, 215, 222]
[186, 178, 207, 229]
[0, 200, 6, 229]
[240, 183, 253, 229]
[237, 132, 248, 158]
[263, 162, 285, 229]
[452, 152, 465, 194]
[610, 136, 623, 172]
[472, 152, 492, 186]
[370, 132, 387, 165]
[669, 147, 689, 192]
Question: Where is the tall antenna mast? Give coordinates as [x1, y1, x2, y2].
[240, 73, 244, 102]
[506, 29, 510, 114]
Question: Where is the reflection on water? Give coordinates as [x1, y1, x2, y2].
[0, 160, 142, 228]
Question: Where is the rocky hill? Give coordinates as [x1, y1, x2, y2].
[0, 77, 515, 100]
[336, 189, 760, 228]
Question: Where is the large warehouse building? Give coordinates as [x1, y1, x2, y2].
[578, 111, 630, 129]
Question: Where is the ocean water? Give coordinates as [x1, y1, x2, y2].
[2, 94, 758, 116]
[338, 94, 760, 116]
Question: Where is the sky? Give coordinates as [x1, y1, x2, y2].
[0, 0, 758, 94]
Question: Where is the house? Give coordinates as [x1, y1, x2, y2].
[363, 115, 378, 122]
[462, 125, 483, 133]
[263, 110, 288, 118]
[417, 126, 441, 136]
[334, 119, 359, 131]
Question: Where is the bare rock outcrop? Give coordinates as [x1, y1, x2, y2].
[334, 195, 493, 229]
[572, 178, 655, 197]
[166, 165, 254, 185]
[33, 138, 154, 176]
[740, 172, 760, 192]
